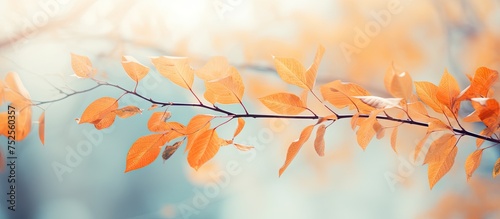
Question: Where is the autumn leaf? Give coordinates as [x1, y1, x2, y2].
[233, 118, 245, 139]
[79, 97, 118, 124]
[94, 112, 116, 130]
[354, 96, 402, 109]
[125, 134, 171, 172]
[162, 140, 184, 162]
[233, 143, 254, 151]
[436, 69, 460, 114]
[71, 53, 95, 78]
[426, 134, 458, 189]
[4, 72, 31, 108]
[187, 129, 227, 170]
[374, 122, 384, 139]
[273, 57, 308, 89]
[279, 125, 314, 176]
[259, 92, 306, 115]
[350, 113, 360, 130]
[114, 106, 142, 118]
[316, 114, 338, 125]
[151, 56, 194, 89]
[121, 56, 149, 82]
[465, 149, 483, 181]
[305, 45, 325, 89]
[185, 115, 213, 152]
[493, 158, 500, 178]
[314, 124, 326, 156]
[356, 109, 383, 150]
[39, 112, 45, 145]
[15, 108, 32, 141]
[204, 67, 245, 105]
[0, 113, 7, 137]
[147, 111, 174, 132]
[415, 81, 444, 114]
[320, 80, 373, 113]
[458, 67, 498, 100]
[195, 56, 231, 81]
[427, 119, 452, 133]
[148, 104, 159, 111]
[390, 127, 398, 153]
[414, 133, 430, 161]
[407, 101, 430, 121]
[384, 64, 413, 99]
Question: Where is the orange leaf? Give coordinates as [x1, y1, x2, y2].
[436, 69, 460, 114]
[374, 122, 384, 139]
[351, 113, 360, 130]
[273, 57, 308, 89]
[93, 112, 116, 130]
[4, 72, 31, 108]
[79, 97, 118, 124]
[493, 158, 500, 178]
[407, 101, 430, 121]
[305, 45, 325, 89]
[320, 80, 373, 113]
[300, 89, 308, 106]
[15, 108, 32, 141]
[415, 81, 444, 114]
[465, 149, 483, 181]
[0, 112, 7, 137]
[151, 56, 194, 89]
[314, 124, 326, 156]
[317, 114, 338, 125]
[121, 56, 149, 82]
[187, 129, 224, 170]
[204, 67, 244, 104]
[356, 109, 383, 150]
[39, 112, 45, 145]
[426, 134, 458, 189]
[354, 96, 402, 109]
[427, 119, 452, 134]
[147, 111, 173, 132]
[162, 140, 184, 162]
[71, 53, 95, 78]
[391, 127, 398, 153]
[233, 143, 254, 151]
[148, 104, 159, 111]
[384, 64, 413, 99]
[125, 133, 171, 172]
[114, 106, 142, 118]
[414, 133, 430, 161]
[233, 118, 245, 139]
[424, 133, 456, 165]
[185, 115, 213, 152]
[279, 125, 314, 176]
[259, 92, 306, 115]
[195, 56, 231, 81]
[458, 67, 498, 100]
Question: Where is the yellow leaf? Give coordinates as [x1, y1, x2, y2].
[493, 158, 500, 178]
[273, 57, 308, 89]
[121, 56, 149, 82]
[391, 127, 398, 153]
[384, 64, 413, 99]
[79, 97, 118, 124]
[279, 125, 314, 176]
[151, 56, 194, 89]
[195, 56, 231, 81]
[233, 143, 254, 151]
[465, 149, 483, 181]
[125, 134, 171, 172]
[187, 129, 225, 170]
[305, 45, 325, 89]
[354, 96, 402, 109]
[114, 106, 142, 118]
[162, 140, 184, 162]
[185, 115, 213, 152]
[436, 69, 460, 114]
[233, 118, 245, 138]
[314, 124, 326, 156]
[39, 112, 45, 145]
[259, 92, 306, 115]
[204, 67, 244, 104]
[415, 81, 444, 114]
[71, 53, 95, 78]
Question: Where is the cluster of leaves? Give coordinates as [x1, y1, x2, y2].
[1, 47, 500, 189]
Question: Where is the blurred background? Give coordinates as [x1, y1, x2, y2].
[1, 0, 500, 218]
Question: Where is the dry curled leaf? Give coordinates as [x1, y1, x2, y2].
[162, 140, 184, 162]
[233, 118, 245, 139]
[115, 106, 142, 118]
[314, 124, 326, 156]
[493, 158, 500, 178]
[233, 143, 254, 151]
[279, 125, 314, 176]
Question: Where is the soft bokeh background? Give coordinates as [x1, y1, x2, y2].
[1, 0, 500, 218]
